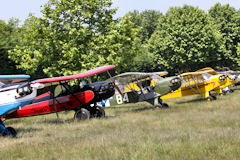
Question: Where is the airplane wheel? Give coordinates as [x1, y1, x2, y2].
[220, 93, 225, 96]
[154, 104, 162, 109]
[212, 95, 217, 100]
[162, 103, 169, 108]
[95, 106, 105, 118]
[6, 127, 17, 137]
[2, 127, 17, 137]
[229, 89, 234, 93]
[207, 96, 216, 101]
[74, 108, 90, 120]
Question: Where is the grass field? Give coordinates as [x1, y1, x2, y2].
[1, 87, 240, 160]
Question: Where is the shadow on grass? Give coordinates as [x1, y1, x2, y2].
[16, 127, 42, 134]
[36, 118, 74, 124]
[132, 106, 154, 112]
[176, 97, 206, 104]
[233, 87, 240, 91]
[106, 105, 153, 114]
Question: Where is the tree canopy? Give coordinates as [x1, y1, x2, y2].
[9, 0, 139, 77]
[147, 5, 225, 74]
[209, 3, 240, 69]
[2, 2, 240, 76]
[0, 19, 22, 74]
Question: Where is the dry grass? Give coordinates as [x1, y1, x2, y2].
[1, 87, 240, 160]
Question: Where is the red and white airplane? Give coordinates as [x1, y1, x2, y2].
[0, 65, 115, 137]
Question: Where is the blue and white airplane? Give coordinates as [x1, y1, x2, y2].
[0, 65, 116, 137]
[0, 75, 37, 137]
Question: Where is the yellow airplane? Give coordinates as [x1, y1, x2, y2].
[196, 67, 238, 95]
[161, 68, 228, 101]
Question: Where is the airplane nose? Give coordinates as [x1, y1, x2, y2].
[170, 77, 181, 90]
[219, 75, 227, 82]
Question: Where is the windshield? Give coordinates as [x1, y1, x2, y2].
[202, 73, 213, 81]
[0, 81, 5, 88]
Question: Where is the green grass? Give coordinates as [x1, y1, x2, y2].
[1, 87, 240, 160]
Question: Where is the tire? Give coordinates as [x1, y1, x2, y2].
[229, 89, 234, 93]
[95, 106, 105, 118]
[2, 127, 17, 137]
[6, 127, 17, 137]
[74, 108, 90, 120]
[207, 96, 216, 101]
[221, 92, 226, 96]
[212, 95, 217, 100]
[162, 103, 169, 108]
[154, 104, 162, 109]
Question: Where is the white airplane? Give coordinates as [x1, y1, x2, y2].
[0, 65, 115, 137]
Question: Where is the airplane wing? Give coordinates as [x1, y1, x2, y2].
[180, 70, 214, 83]
[196, 67, 217, 75]
[31, 65, 115, 88]
[218, 70, 240, 75]
[180, 69, 216, 77]
[0, 75, 30, 84]
[109, 71, 168, 95]
[110, 72, 168, 85]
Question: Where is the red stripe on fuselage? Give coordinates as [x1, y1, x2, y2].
[5, 90, 94, 119]
[180, 81, 215, 91]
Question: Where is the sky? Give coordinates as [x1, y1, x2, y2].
[0, 0, 240, 23]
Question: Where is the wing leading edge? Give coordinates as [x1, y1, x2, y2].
[110, 71, 168, 85]
[33, 65, 115, 85]
[0, 75, 30, 84]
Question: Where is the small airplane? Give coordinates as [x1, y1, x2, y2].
[216, 67, 240, 93]
[0, 65, 115, 137]
[160, 68, 229, 101]
[196, 67, 239, 95]
[103, 72, 182, 108]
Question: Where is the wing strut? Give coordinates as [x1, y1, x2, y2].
[107, 70, 124, 97]
[181, 75, 200, 94]
[51, 83, 59, 118]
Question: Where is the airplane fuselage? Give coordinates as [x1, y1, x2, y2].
[0, 83, 37, 116]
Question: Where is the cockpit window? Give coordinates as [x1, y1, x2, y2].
[0, 82, 5, 88]
[202, 73, 212, 81]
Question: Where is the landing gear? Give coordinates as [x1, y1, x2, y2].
[74, 108, 90, 120]
[154, 103, 169, 109]
[74, 106, 106, 120]
[0, 120, 17, 137]
[206, 95, 216, 101]
[220, 92, 226, 96]
[91, 106, 105, 118]
[154, 98, 169, 109]
[2, 127, 17, 137]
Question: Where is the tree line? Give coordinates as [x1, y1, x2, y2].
[1, 0, 240, 79]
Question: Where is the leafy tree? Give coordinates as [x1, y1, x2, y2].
[9, 0, 139, 77]
[147, 5, 225, 74]
[209, 3, 240, 69]
[128, 10, 162, 44]
[126, 10, 162, 72]
[0, 19, 22, 74]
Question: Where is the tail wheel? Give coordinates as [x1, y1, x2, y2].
[74, 108, 90, 120]
[95, 106, 105, 118]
